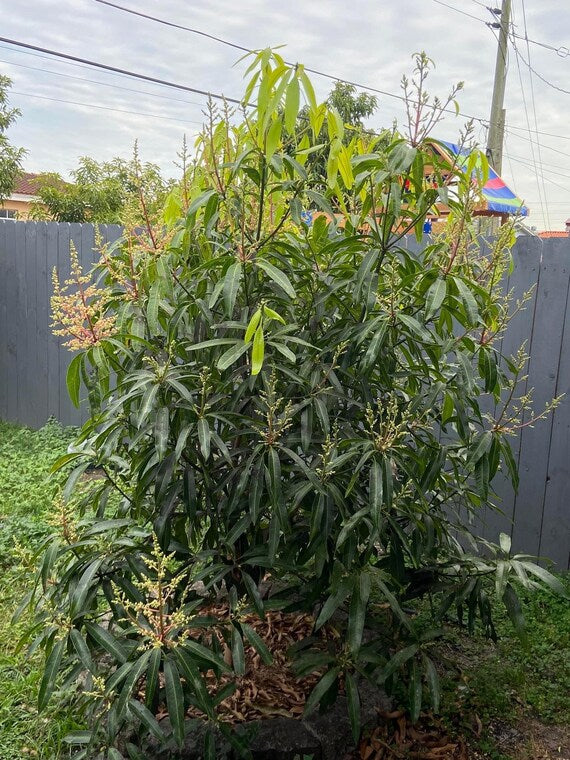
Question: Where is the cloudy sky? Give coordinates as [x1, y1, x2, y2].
[2, 0, 569, 230]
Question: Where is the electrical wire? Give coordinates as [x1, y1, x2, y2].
[510, 7, 548, 229]
[520, 0, 550, 228]
[0, 57, 207, 110]
[430, 0, 489, 23]
[10, 90, 204, 125]
[93, 0, 493, 125]
[0, 35, 246, 106]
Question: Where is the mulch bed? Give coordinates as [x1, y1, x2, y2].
[351, 711, 469, 760]
[180, 604, 338, 723]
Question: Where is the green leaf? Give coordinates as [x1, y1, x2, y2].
[441, 393, 454, 425]
[204, 729, 216, 760]
[145, 648, 162, 710]
[397, 312, 431, 341]
[255, 259, 296, 298]
[454, 276, 479, 324]
[197, 417, 211, 461]
[251, 325, 265, 376]
[303, 666, 341, 716]
[369, 460, 383, 528]
[380, 644, 418, 683]
[336, 507, 369, 549]
[223, 261, 242, 317]
[345, 672, 361, 743]
[147, 281, 161, 336]
[502, 583, 527, 642]
[499, 532, 512, 554]
[66, 354, 83, 408]
[38, 638, 64, 711]
[265, 117, 282, 160]
[242, 623, 273, 664]
[263, 305, 285, 324]
[284, 77, 300, 135]
[242, 572, 265, 618]
[71, 559, 102, 617]
[182, 640, 232, 674]
[409, 659, 422, 723]
[244, 309, 262, 343]
[315, 577, 353, 629]
[70, 628, 93, 672]
[187, 189, 217, 217]
[217, 341, 250, 371]
[348, 572, 371, 654]
[173, 648, 214, 719]
[84, 622, 127, 664]
[337, 145, 354, 189]
[154, 407, 169, 461]
[117, 651, 152, 719]
[231, 625, 246, 676]
[467, 431, 493, 469]
[164, 658, 185, 747]
[422, 654, 440, 712]
[129, 699, 165, 742]
[425, 277, 446, 321]
[519, 562, 570, 598]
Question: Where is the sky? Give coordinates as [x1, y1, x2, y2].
[1, 0, 569, 231]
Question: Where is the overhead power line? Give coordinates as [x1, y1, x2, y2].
[93, 0, 493, 125]
[11, 90, 204, 125]
[0, 35, 245, 106]
[520, 0, 550, 228]
[0, 57, 207, 110]
[430, 0, 489, 23]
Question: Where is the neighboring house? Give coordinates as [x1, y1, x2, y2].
[0, 172, 41, 219]
[538, 220, 570, 239]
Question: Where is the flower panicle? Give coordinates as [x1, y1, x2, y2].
[51, 242, 116, 351]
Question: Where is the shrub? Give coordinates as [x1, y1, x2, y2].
[31, 51, 565, 759]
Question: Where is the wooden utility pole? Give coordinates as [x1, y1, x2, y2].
[486, 0, 512, 174]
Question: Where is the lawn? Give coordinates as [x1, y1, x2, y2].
[0, 421, 83, 760]
[0, 421, 568, 760]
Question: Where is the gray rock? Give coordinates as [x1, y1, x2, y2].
[303, 679, 391, 760]
[143, 681, 390, 760]
[248, 718, 322, 760]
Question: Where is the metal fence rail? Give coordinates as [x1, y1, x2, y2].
[0, 221, 569, 567]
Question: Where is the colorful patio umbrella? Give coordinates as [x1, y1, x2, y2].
[434, 140, 529, 217]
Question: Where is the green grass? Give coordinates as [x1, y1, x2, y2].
[0, 420, 83, 760]
[436, 574, 570, 758]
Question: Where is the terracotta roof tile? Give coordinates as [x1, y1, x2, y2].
[538, 231, 570, 238]
[13, 172, 41, 196]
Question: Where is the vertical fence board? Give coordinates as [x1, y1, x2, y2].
[483, 237, 541, 543]
[15, 223, 28, 425]
[46, 223, 61, 420]
[35, 223, 49, 430]
[4, 221, 18, 421]
[0, 221, 6, 420]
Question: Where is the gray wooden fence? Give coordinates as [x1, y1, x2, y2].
[0, 220, 122, 429]
[0, 221, 569, 567]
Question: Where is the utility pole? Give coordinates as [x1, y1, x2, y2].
[486, 0, 512, 174]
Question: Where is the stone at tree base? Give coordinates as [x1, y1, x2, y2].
[248, 718, 322, 760]
[146, 682, 391, 759]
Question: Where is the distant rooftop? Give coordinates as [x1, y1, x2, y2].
[538, 231, 570, 238]
[13, 172, 41, 196]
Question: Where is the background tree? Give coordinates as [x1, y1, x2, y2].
[31, 151, 170, 224]
[298, 80, 379, 188]
[327, 80, 378, 128]
[0, 75, 25, 204]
